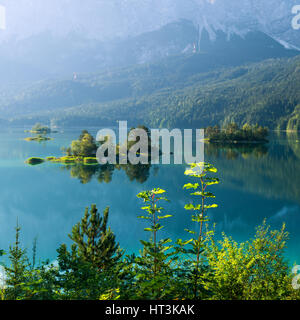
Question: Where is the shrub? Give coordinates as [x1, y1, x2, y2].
[25, 157, 45, 165]
[46, 156, 57, 161]
[204, 221, 294, 300]
[60, 156, 76, 164]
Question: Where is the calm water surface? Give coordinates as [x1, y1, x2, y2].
[0, 127, 299, 265]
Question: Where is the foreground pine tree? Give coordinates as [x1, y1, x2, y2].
[52, 205, 124, 299]
[69, 204, 123, 270]
[4, 224, 29, 300]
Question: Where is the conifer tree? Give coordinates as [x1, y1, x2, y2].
[4, 224, 29, 300]
[69, 204, 122, 270]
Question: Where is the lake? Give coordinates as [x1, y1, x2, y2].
[0, 127, 299, 266]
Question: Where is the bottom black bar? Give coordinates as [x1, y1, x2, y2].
[0, 300, 299, 318]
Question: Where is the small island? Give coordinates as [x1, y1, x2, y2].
[25, 123, 56, 134]
[25, 157, 45, 165]
[24, 135, 53, 142]
[205, 123, 269, 144]
[47, 156, 99, 165]
[24, 123, 56, 142]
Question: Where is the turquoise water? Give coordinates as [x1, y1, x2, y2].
[0, 127, 299, 265]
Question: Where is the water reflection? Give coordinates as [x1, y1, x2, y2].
[0, 128, 300, 264]
[206, 131, 300, 204]
[60, 162, 153, 184]
[286, 131, 300, 159]
[56, 131, 300, 202]
[205, 143, 268, 160]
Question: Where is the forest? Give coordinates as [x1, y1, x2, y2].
[1, 54, 300, 131]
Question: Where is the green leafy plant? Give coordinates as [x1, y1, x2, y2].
[182, 162, 219, 299]
[204, 220, 296, 300]
[135, 188, 179, 299]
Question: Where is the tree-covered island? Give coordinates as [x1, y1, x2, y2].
[25, 123, 54, 134]
[205, 123, 269, 144]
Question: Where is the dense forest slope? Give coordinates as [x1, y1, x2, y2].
[1, 31, 300, 130]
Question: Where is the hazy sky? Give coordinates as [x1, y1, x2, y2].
[0, 0, 298, 44]
[0, 4, 5, 30]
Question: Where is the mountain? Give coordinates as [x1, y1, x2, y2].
[199, 29, 298, 61]
[0, 20, 198, 84]
[1, 32, 299, 131]
[0, 0, 299, 84]
[0, 30, 298, 112]
[1, 0, 299, 48]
